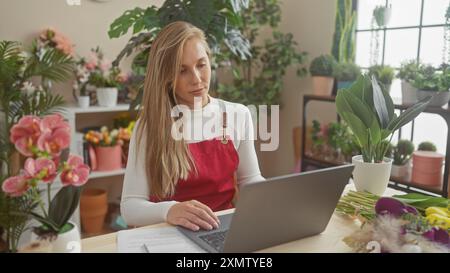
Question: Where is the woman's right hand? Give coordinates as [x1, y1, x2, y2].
[167, 200, 220, 231]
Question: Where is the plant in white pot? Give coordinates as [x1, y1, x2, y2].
[397, 60, 420, 105]
[391, 140, 414, 181]
[309, 54, 337, 96]
[1, 114, 90, 253]
[90, 66, 125, 107]
[73, 59, 91, 108]
[368, 65, 395, 93]
[336, 75, 431, 195]
[412, 64, 450, 107]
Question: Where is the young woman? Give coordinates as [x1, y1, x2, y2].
[121, 21, 264, 231]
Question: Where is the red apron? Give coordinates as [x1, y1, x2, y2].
[150, 100, 239, 211]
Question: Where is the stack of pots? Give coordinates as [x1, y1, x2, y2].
[411, 151, 444, 187]
[80, 188, 108, 234]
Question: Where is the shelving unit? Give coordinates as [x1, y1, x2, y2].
[301, 94, 450, 198]
[62, 103, 134, 238]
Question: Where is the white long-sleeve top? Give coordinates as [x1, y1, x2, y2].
[121, 97, 265, 227]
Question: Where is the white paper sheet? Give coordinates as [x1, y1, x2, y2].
[117, 227, 206, 253]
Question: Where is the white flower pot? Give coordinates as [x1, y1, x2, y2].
[77, 95, 90, 108]
[391, 160, 411, 181]
[401, 81, 418, 105]
[352, 155, 393, 196]
[31, 222, 81, 253]
[417, 90, 450, 107]
[96, 87, 118, 107]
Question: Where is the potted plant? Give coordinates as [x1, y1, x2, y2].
[397, 60, 421, 104]
[2, 114, 90, 253]
[412, 65, 450, 107]
[309, 54, 337, 96]
[333, 62, 361, 90]
[73, 59, 91, 108]
[0, 39, 74, 252]
[336, 74, 431, 195]
[391, 140, 414, 180]
[373, 5, 392, 28]
[84, 47, 126, 107]
[418, 141, 437, 152]
[84, 126, 125, 171]
[368, 65, 395, 93]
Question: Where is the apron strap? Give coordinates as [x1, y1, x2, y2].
[218, 99, 228, 144]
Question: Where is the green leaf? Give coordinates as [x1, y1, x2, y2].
[229, 0, 250, 13]
[108, 7, 146, 38]
[387, 96, 431, 132]
[393, 193, 449, 209]
[341, 112, 368, 148]
[224, 29, 252, 60]
[48, 186, 81, 230]
[371, 75, 390, 129]
[337, 88, 374, 129]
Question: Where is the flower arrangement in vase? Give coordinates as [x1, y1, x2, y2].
[1, 114, 90, 253]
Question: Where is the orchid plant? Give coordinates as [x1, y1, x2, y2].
[1, 114, 90, 239]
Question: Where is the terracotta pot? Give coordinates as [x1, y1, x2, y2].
[95, 145, 122, 171]
[80, 188, 108, 234]
[312, 76, 334, 96]
[412, 151, 444, 186]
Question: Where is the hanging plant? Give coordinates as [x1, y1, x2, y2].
[443, 3, 450, 65]
[370, 5, 392, 66]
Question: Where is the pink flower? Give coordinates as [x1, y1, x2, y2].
[10, 115, 42, 157]
[116, 72, 129, 83]
[60, 155, 90, 186]
[2, 175, 29, 197]
[37, 128, 71, 156]
[40, 114, 70, 133]
[24, 157, 57, 183]
[99, 59, 111, 73]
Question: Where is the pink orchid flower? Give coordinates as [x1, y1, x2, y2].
[2, 175, 29, 197]
[24, 157, 57, 183]
[37, 128, 71, 156]
[60, 155, 90, 186]
[10, 115, 42, 157]
[40, 114, 70, 133]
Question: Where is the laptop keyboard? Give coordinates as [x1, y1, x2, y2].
[199, 230, 228, 252]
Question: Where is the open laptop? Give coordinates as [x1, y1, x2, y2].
[177, 164, 354, 253]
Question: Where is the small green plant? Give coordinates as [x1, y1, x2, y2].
[368, 65, 395, 85]
[397, 60, 421, 83]
[392, 140, 415, 165]
[412, 65, 448, 92]
[333, 62, 361, 82]
[89, 67, 124, 88]
[418, 141, 437, 152]
[335, 75, 431, 163]
[311, 120, 325, 148]
[309, 55, 337, 77]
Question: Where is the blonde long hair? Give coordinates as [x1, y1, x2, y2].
[136, 21, 211, 199]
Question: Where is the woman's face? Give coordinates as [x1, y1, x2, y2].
[174, 38, 211, 108]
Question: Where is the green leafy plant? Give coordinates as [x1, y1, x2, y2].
[0, 40, 73, 252]
[332, 0, 356, 63]
[392, 139, 415, 165]
[368, 65, 395, 85]
[368, 65, 395, 92]
[335, 74, 431, 163]
[309, 54, 337, 77]
[108, 0, 252, 109]
[418, 141, 437, 152]
[216, 0, 308, 106]
[333, 62, 361, 82]
[412, 64, 450, 92]
[397, 60, 421, 83]
[327, 121, 361, 161]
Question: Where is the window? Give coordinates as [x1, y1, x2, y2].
[355, 0, 449, 154]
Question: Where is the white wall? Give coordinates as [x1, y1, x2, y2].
[257, 0, 338, 177]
